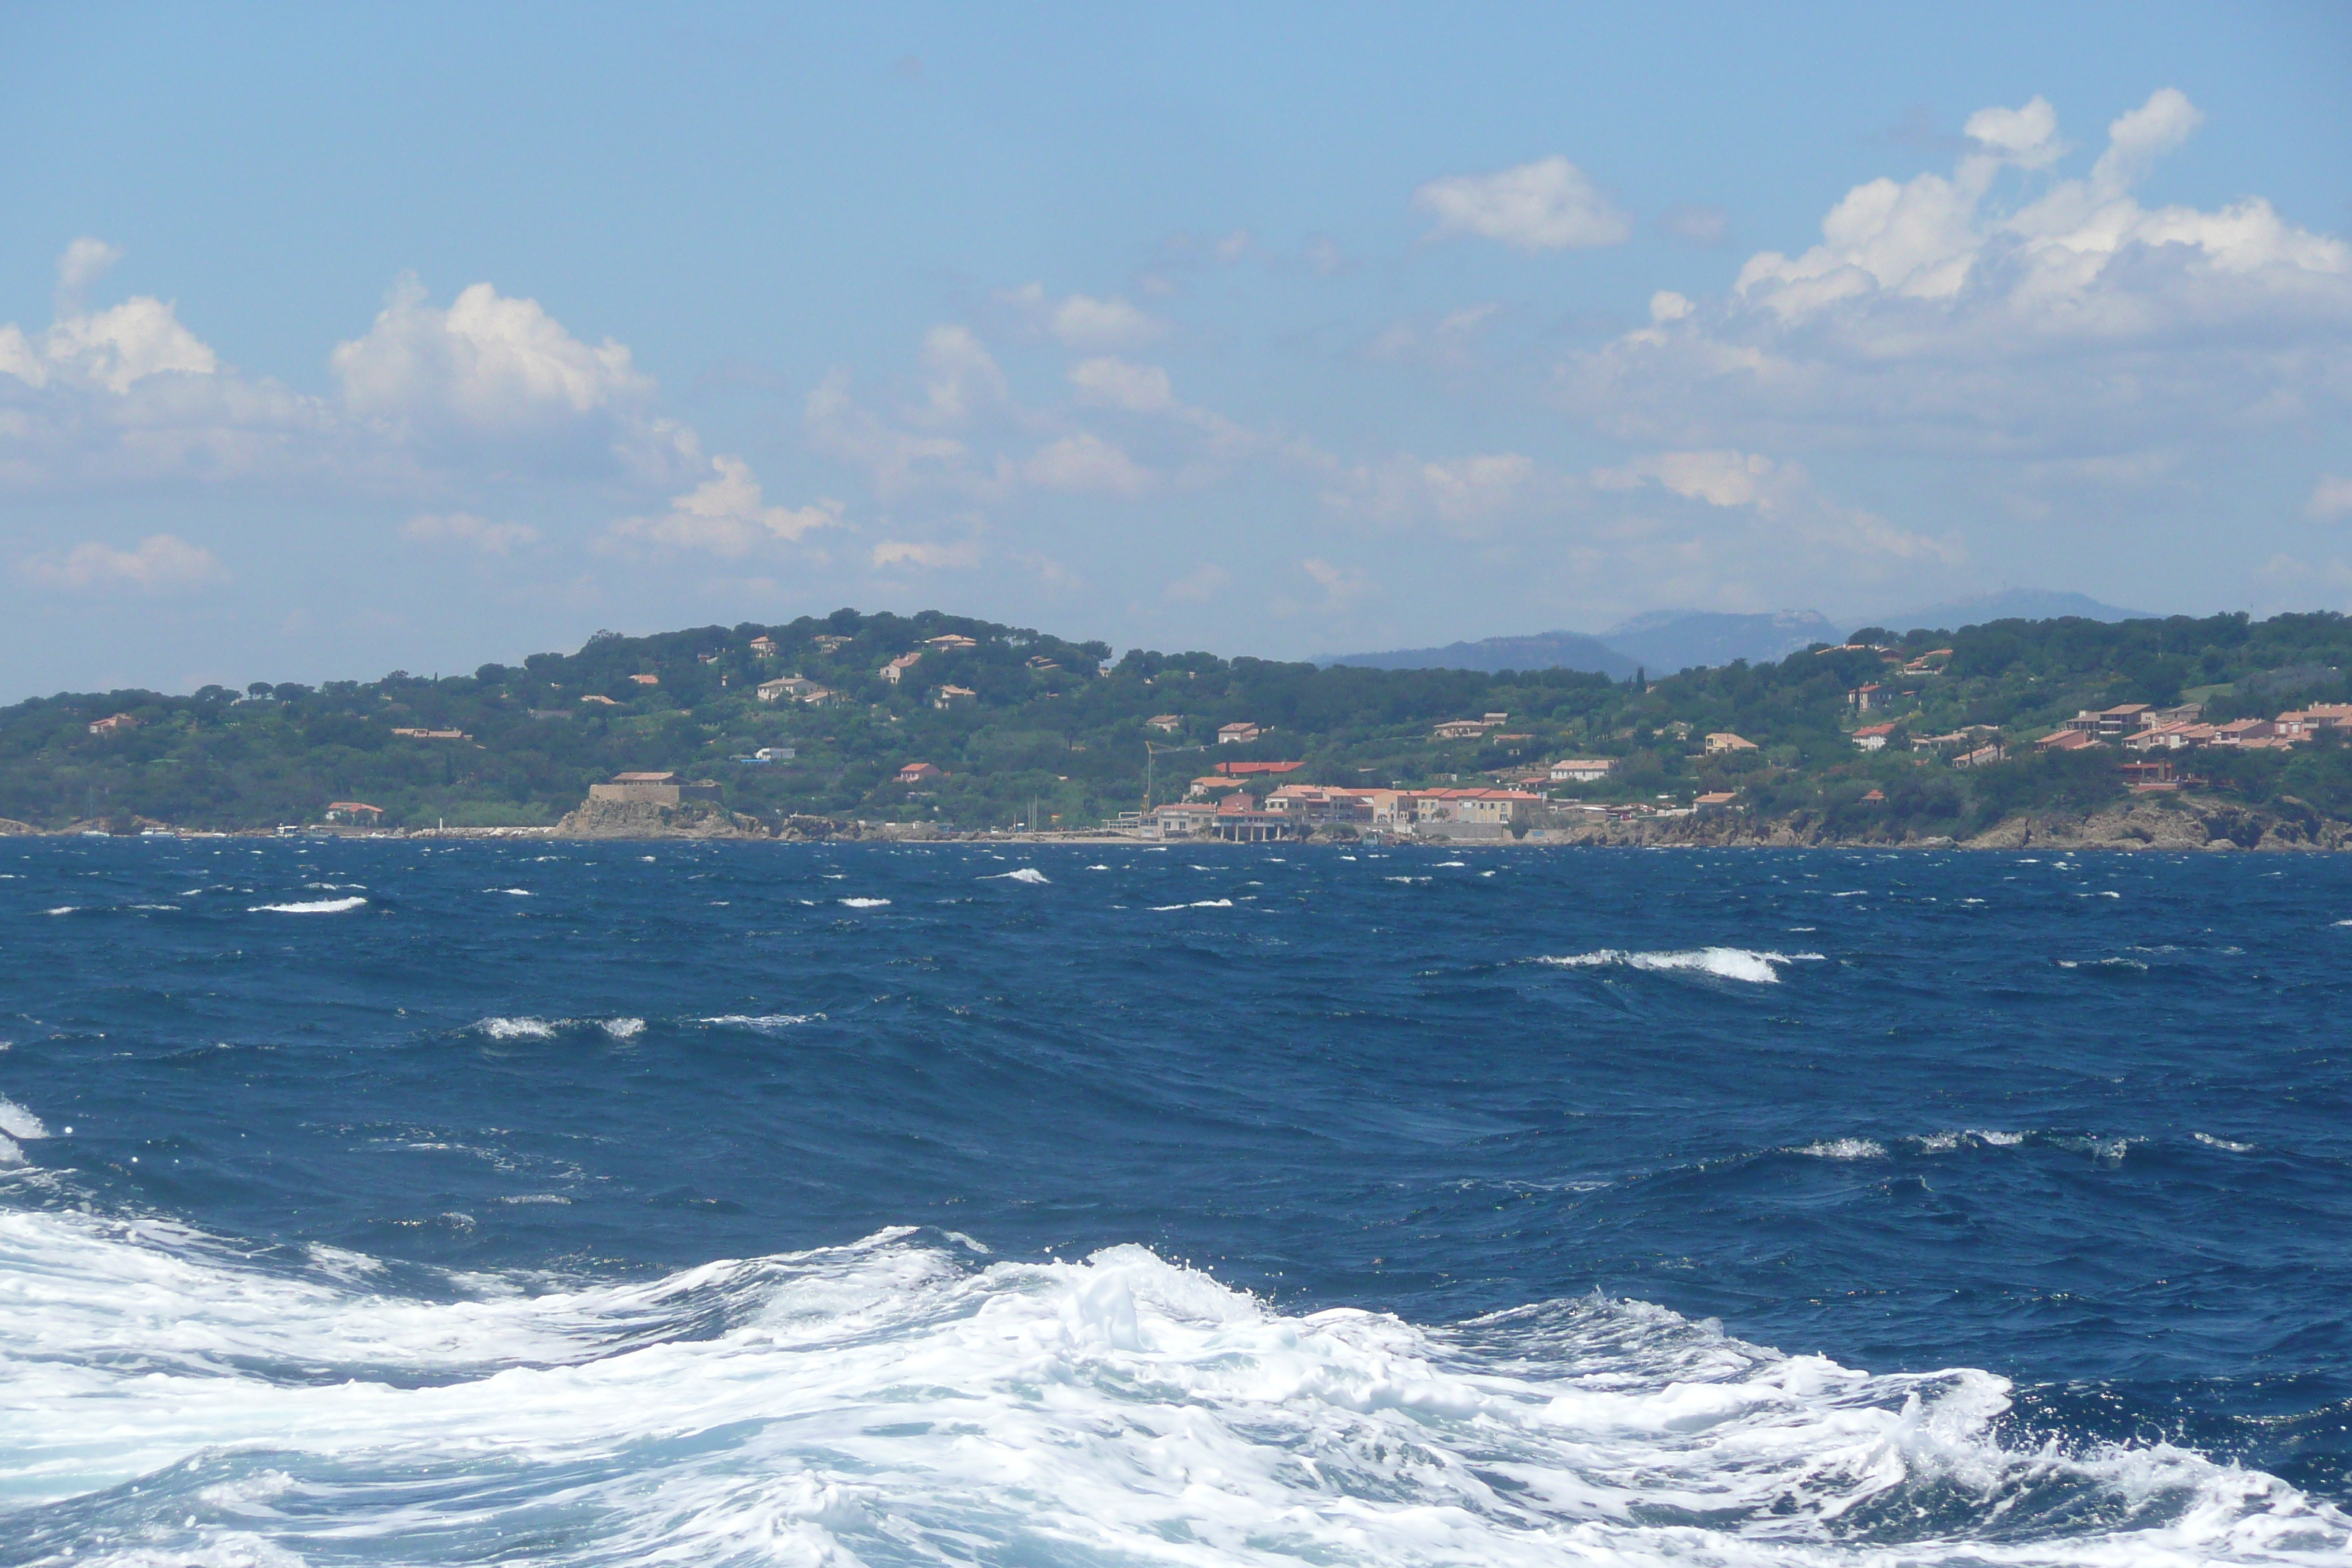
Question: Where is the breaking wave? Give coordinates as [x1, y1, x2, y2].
[1537, 948, 1825, 984]
[0, 1215, 2337, 1567]
[247, 895, 369, 914]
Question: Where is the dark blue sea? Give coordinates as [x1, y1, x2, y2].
[2, 837, 2349, 1565]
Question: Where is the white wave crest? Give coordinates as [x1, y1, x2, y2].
[248, 897, 368, 914]
[983, 867, 1050, 884]
[475, 1017, 558, 1040]
[837, 897, 891, 908]
[0, 1098, 48, 1141]
[1795, 1138, 1888, 1160]
[1538, 948, 1825, 984]
[699, 1014, 825, 1032]
[600, 1018, 644, 1040]
[0, 1217, 2336, 1565]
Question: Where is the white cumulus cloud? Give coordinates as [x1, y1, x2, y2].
[872, 538, 981, 570]
[20, 532, 227, 592]
[995, 283, 1167, 350]
[1413, 155, 1632, 251]
[2309, 475, 2352, 521]
[1020, 431, 1152, 495]
[606, 456, 843, 556]
[1068, 357, 1177, 414]
[1563, 88, 2352, 464]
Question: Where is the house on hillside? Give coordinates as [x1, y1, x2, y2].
[1548, 758, 1613, 782]
[749, 636, 779, 658]
[931, 685, 977, 711]
[1216, 722, 1262, 745]
[881, 652, 922, 685]
[391, 728, 470, 740]
[1852, 723, 1898, 753]
[629, 673, 660, 687]
[1850, 683, 1885, 712]
[1432, 718, 1497, 740]
[813, 633, 851, 652]
[1704, 733, 1758, 754]
[323, 801, 384, 824]
[1145, 714, 1182, 734]
[2277, 704, 2352, 736]
[1693, 791, 1737, 814]
[578, 694, 619, 706]
[922, 633, 979, 652]
[87, 713, 139, 736]
[896, 762, 944, 784]
[2063, 704, 2155, 738]
[758, 675, 818, 703]
[2037, 728, 2095, 751]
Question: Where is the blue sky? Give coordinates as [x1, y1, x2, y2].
[3, 2, 2348, 696]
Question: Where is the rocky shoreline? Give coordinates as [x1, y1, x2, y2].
[4, 794, 2346, 852]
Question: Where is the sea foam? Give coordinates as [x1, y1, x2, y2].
[248, 896, 369, 914]
[1538, 948, 1824, 984]
[0, 1215, 2336, 1567]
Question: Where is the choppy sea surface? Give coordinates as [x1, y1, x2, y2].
[1, 837, 2349, 1566]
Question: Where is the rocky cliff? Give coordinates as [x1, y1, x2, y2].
[1531, 796, 2348, 853]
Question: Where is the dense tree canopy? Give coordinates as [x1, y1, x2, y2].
[10, 608, 2352, 834]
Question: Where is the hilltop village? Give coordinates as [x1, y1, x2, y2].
[12, 607, 2352, 849]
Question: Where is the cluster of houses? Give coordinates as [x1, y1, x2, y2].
[750, 631, 999, 710]
[2037, 701, 2352, 755]
[1132, 775, 1548, 841]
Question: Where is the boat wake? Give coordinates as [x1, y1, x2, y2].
[0, 1212, 2340, 1566]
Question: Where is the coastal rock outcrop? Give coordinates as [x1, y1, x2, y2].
[553, 797, 774, 840]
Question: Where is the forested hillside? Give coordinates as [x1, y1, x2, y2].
[8, 606, 2352, 836]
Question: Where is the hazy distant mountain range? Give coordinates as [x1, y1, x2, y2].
[1321, 590, 2157, 677]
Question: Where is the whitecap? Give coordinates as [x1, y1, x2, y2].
[1537, 948, 1824, 984]
[1434, 860, 1466, 867]
[600, 1018, 645, 1040]
[2195, 1131, 2255, 1153]
[249, 896, 368, 914]
[837, 897, 891, 908]
[1795, 1138, 1887, 1159]
[487, 887, 533, 897]
[983, 867, 1049, 884]
[40, 906, 78, 916]
[0, 1097, 49, 1141]
[475, 1017, 559, 1040]
[699, 1013, 826, 1033]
